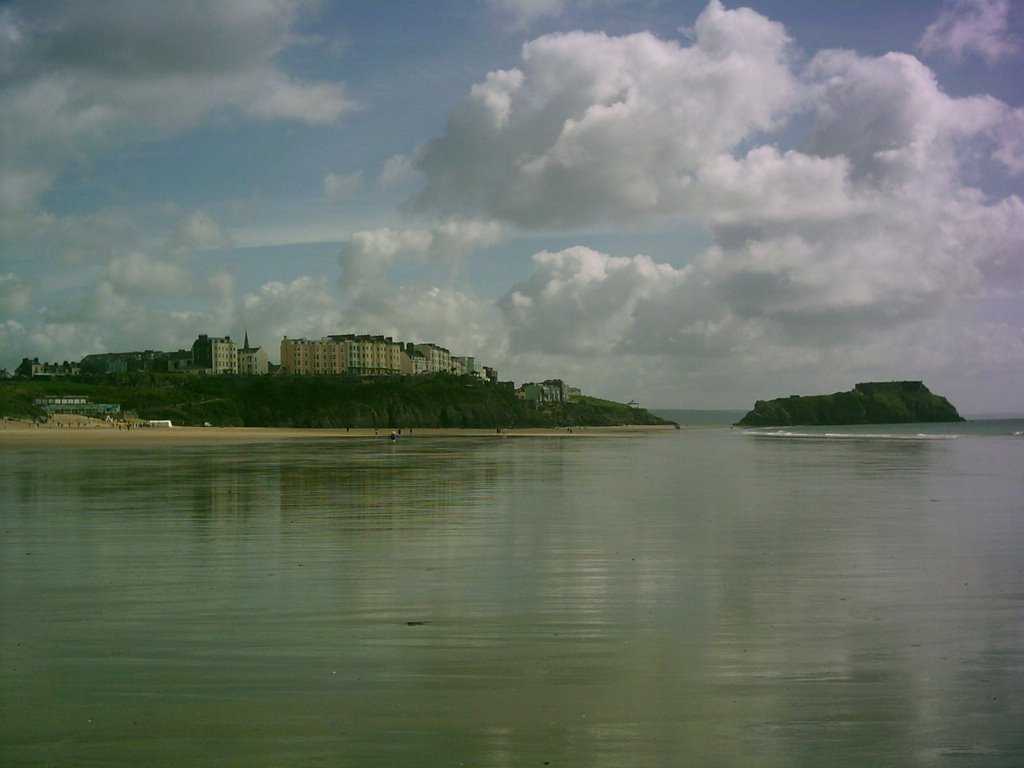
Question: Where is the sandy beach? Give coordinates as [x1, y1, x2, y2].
[0, 415, 687, 448]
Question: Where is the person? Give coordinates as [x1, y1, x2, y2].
[390, 430, 398, 442]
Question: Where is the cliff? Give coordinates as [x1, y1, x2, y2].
[736, 381, 964, 427]
[0, 373, 673, 429]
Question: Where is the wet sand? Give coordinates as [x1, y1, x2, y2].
[0, 416, 686, 448]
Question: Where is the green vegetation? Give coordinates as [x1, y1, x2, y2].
[736, 381, 964, 427]
[0, 373, 674, 429]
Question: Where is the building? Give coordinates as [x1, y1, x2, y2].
[402, 345, 429, 375]
[330, 334, 403, 376]
[520, 379, 569, 404]
[280, 336, 349, 375]
[280, 334, 403, 376]
[411, 343, 451, 374]
[15, 358, 80, 378]
[34, 395, 121, 417]
[237, 332, 269, 376]
[453, 356, 481, 377]
[192, 334, 238, 375]
[80, 350, 191, 374]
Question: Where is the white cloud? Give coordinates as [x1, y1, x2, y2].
[380, 154, 418, 188]
[241, 276, 344, 350]
[489, 240, 1024, 409]
[106, 252, 192, 296]
[992, 107, 1024, 175]
[343, 283, 505, 362]
[338, 219, 506, 293]
[486, 0, 637, 27]
[803, 50, 1007, 187]
[171, 210, 234, 253]
[334, 220, 510, 361]
[413, 1, 798, 227]
[247, 73, 356, 124]
[0, 0, 355, 214]
[499, 246, 685, 354]
[919, 0, 1019, 65]
[408, 4, 1023, 385]
[0, 272, 32, 316]
[323, 171, 364, 200]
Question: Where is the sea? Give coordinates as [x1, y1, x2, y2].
[2, 419, 1022, 767]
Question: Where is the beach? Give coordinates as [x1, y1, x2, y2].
[0, 415, 684, 448]
[3, 421, 1021, 767]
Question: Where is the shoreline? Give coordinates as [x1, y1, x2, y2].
[0, 418, 699, 448]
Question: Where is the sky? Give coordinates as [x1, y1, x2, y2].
[1, 0, 1022, 412]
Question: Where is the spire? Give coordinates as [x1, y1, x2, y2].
[243, 330, 250, 350]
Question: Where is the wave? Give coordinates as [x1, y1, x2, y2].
[744, 429, 959, 441]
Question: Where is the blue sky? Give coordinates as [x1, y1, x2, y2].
[1, 0, 1022, 412]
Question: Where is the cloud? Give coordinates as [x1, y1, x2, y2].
[992, 107, 1024, 175]
[338, 219, 506, 293]
[105, 252, 192, 296]
[0, 272, 32, 316]
[490, 239, 1024, 409]
[241, 276, 344, 346]
[486, 0, 637, 27]
[408, 3, 1023, 381]
[334, 220, 510, 360]
[247, 73, 355, 124]
[802, 49, 1008, 187]
[499, 246, 685, 354]
[0, 0, 356, 214]
[323, 171, 364, 200]
[413, 1, 798, 227]
[379, 155, 418, 188]
[171, 210, 234, 253]
[919, 0, 1019, 65]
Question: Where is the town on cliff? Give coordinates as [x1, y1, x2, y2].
[3, 331, 670, 429]
[8, 330, 579, 407]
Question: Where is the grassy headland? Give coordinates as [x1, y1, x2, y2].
[0, 373, 673, 429]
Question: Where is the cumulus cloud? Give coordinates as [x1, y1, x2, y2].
[491, 238, 1024, 408]
[241, 276, 344, 346]
[0, 0, 356, 214]
[919, 0, 1019, 65]
[499, 246, 685, 354]
[414, 1, 799, 227]
[334, 220, 509, 358]
[338, 219, 506, 293]
[802, 50, 1008, 187]
[408, 2, 1023, 386]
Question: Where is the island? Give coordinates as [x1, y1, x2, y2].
[735, 381, 964, 427]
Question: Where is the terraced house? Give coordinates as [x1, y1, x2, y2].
[280, 334, 404, 376]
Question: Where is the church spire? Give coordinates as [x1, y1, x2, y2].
[243, 330, 250, 350]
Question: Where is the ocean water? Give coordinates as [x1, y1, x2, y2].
[2, 423, 1022, 767]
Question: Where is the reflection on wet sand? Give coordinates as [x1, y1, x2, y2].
[1, 432, 1021, 767]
